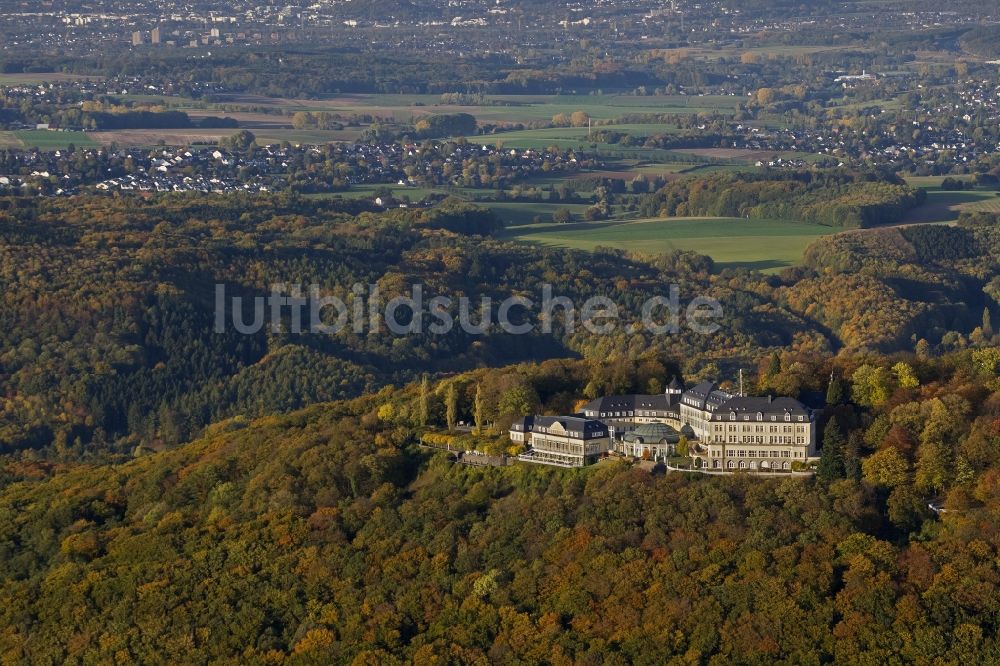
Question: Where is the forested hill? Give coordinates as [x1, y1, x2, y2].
[0, 194, 997, 464]
[639, 171, 926, 229]
[784, 219, 1000, 350]
[960, 25, 1000, 59]
[1, 350, 1000, 663]
[0, 193, 801, 460]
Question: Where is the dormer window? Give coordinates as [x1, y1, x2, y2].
[757, 412, 763, 421]
[784, 414, 791, 422]
[730, 412, 736, 420]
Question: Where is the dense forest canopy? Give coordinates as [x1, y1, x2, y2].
[959, 25, 1000, 58]
[639, 170, 926, 229]
[0, 2, 999, 660]
[1, 349, 999, 662]
[0, 192, 996, 462]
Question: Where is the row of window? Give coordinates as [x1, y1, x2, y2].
[715, 424, 806, 433]
[715, 436, 806, 445]
[722, 449, 803, 458]
[717, 460, 793, 470]
[595, 410, 668, 419]
[719, 412, 805, 422]
[531, 428, 607, 439]
[532, 438, 584, 454]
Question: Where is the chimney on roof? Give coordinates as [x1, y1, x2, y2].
[768, 395, 772, 403]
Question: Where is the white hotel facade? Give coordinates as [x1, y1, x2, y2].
[511, 378, 818, 471]
[680, 382, 817, 471]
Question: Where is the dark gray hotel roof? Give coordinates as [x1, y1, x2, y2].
[510, 415, 534, 431]
[513, 415, 609, 438]
[710, 395, 812, 419]
[582, 392, 680, 414]
[683, 381, 734, 410]
[513, 378, 811, 438]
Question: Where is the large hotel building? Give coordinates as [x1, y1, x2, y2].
[511, 378, 817, 470]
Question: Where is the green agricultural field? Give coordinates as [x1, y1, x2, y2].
[251, 128, 366, 144]
[486, 93, 741, 111]
[0, 72, 93, 85]
[661, 44, 869, 64]
[489, 122, 682, 141]
[628, 163, 694, 175]
[593, 123, 685, 134]
[0, 131, 23, 149]
[829, 95, 905, 112]
[486, 201, 595, 226]
[482, 127, 602, 150]
[13, 130, 97, 149]
[482, 127, 715, 157]
[118, 93, 201, 106]
[902, 188, 998, 223]
[664, 148, 826, 165]
[503, 216, 831, 272]
[468, 95, 741, 122]
[903, 175, 976, 188]
[80, 127, 365, 148]
[222, 93, 742, 126]
[307, 184, 448, 202]
[960, 194, 1000, 214]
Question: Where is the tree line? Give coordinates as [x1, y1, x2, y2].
[638, 169, 926, 228]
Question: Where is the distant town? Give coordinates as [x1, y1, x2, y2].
[0, 139, 590, 197]
[0, 1, 995, 56]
